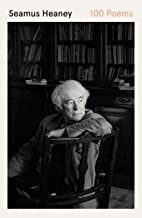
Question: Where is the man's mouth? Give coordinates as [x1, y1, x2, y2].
[73, 112, 81, 116]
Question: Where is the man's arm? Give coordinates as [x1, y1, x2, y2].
[47, 111, 112, 138]
[66, 112, 112, 137]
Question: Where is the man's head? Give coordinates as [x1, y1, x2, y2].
[51, 80, 90, 122]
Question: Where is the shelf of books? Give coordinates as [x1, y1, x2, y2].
[19, 24, 47, 80]
[8, 22, 134, 89]
[8, 23, 49, 82]
[56, 23, 99, 83]
[105, 23, 134, 90]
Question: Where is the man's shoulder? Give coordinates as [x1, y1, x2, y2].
[41, 113, 62, 124]
[40, 113, 64, 130]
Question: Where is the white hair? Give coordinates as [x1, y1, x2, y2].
[51, 80, 90, 109]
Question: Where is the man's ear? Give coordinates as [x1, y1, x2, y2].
[55, 106, 61, 112]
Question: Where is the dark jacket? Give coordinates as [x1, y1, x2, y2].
[8, 109, 112, 192]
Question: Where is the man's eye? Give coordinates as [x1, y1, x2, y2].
[66, 100, 73, 104]
[79, 98, 83, 102]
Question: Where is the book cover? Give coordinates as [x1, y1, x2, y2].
[0, 0, 141, 217]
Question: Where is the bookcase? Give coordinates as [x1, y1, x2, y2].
[55, 23, 100, 85]
[104, 22, 134, 89]
[8, 23, 102, 85]
[8, 22, 134, 89]
[8, 23, 50, 81]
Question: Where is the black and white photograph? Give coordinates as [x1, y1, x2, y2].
[8, 22, 134, 209]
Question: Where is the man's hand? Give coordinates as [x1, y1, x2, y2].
[47, 128, 66, 138]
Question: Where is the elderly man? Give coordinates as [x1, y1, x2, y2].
[8, 80, 112, 208]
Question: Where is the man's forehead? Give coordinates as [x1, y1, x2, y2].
[62, 90, 83, 100]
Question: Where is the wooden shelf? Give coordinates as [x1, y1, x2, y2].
[107, 64, 134, 68]
[58, 40, 96, 45]
[57, 62, 96, 65]
[107, 40, 134, 46]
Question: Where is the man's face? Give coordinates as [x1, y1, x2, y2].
[61, 90, 86, 122]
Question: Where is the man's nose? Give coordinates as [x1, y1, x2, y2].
[73, 102, 79, 110]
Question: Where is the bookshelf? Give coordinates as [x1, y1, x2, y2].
[55, 23, 100, 85]
[8, 22, 134, 88]
[8, 23, 49, 81]
[105, 23, 134, 89]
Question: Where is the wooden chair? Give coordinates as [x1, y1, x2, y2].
[39, 127, 119, 208]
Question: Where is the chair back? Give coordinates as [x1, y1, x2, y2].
[40, 128, 119, 208]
